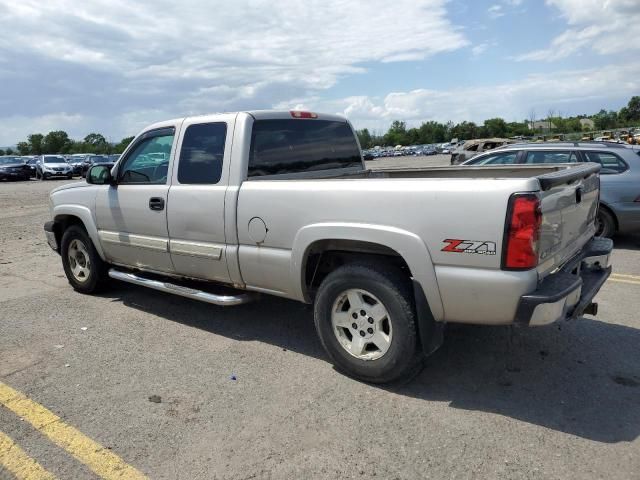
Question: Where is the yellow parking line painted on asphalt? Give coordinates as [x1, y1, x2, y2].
[611, 273, 640, 281]
[0, 381, 147, 480]
[609, 277, 640, 286]
[0, 429, 57, 480]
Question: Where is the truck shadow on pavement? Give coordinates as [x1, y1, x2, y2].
[103, 284, 640, 444]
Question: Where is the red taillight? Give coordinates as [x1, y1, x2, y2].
[502, 194, 541, 270]
[290, 111, 318, 119]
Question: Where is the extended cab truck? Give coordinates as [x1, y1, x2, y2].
[44, 111, 613, 383]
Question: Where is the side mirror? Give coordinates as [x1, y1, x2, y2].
[87, 165, 113, 185]
[363, 154, 374, 161]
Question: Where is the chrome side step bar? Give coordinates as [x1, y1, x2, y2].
[108, 269, 255, 306]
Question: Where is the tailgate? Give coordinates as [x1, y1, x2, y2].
[536, 163, 601, 278]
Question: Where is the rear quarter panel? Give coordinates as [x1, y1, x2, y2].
[236, 177, 540, 323]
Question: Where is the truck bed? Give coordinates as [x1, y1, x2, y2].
[261, 163, 598, 189]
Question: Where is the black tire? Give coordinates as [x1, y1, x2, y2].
[314, 263, 423, 384]
[67, 175, 73, 180]
[60, 225, 109, 294]
[596, 208, 615, 238]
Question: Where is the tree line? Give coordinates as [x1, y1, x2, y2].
[0, 132, 135, 157]
[356, 96, 640, 149]
[1, 96, 639, 155]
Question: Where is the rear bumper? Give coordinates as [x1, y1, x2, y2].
[514, 237, 613, 326]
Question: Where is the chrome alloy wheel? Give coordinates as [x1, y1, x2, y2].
[67, 239, 91, 283]
[331, 288, 392, 361]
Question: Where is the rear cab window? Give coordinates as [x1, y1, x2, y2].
[583, 151, 628, 174]
[248, 119, 362, 177]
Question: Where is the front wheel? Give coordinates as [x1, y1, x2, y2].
[60, 225, 109, 293]
[314, 263, 423, 384]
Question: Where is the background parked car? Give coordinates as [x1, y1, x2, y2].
[0, 156, 31, 181]
[461, 142, 640, 237]
[22, 157, 38, 178]
[65, 155, 85, 176]
[450, 138, 517, 165]
[35, 155, 74, 180]
[81, 155, 116, 177]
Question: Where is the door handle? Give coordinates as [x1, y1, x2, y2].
[149, 197, 165, 211]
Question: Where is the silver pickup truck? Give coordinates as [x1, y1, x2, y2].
[44, 110, 612, 383]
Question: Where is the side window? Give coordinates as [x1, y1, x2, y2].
[524, 151, 577, 164]
[583, 151, 627, 174]
[177, 122, 227, 184]
[474, 151, 519, 165]
[118, 130, 175, 184]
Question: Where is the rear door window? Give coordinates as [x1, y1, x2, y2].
[472, 151, 519, 165]
[177, 122, 227, 184]
[248, 119, 361, 177]
[524, 151, 577, 164]
[583, 151, 628, 174]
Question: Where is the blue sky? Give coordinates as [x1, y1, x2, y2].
[0, 0, 638, 144]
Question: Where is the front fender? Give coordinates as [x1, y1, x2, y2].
[53, 204, 106, 260]
[291, 222, 444, 321]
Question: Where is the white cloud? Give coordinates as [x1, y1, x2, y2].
[471, 43, 490, 56]
[285, 63, 640, 131]
[488, 4, 505, 18]
[516, 0, 640, 61]
[0, 0, 469, 144]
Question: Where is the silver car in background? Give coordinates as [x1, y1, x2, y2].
[35, 155, 74, 180]
[462, 142, 640, 237]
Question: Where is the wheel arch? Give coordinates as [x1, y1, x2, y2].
[291, 223, 444, 321]
[53, 205, 106, 260]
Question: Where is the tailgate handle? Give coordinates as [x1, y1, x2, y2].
[575, 187, 583, 204]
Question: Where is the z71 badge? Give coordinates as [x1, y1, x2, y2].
[442, 239, 496, 255]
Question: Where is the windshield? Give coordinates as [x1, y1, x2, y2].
[43, 156, 66, 163]
[0, 157, 20, 164]
[90, 156, 109, 163]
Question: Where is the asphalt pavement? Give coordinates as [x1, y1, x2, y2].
[0, 171, 639, 480]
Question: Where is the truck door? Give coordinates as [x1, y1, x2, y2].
[95, 127, 177, 272]
[166, 115, 234, 283]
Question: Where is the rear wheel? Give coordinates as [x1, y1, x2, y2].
[60, 225, 109, 293]
[314, 263, 423, 384]
[595, 208, 615, 238]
